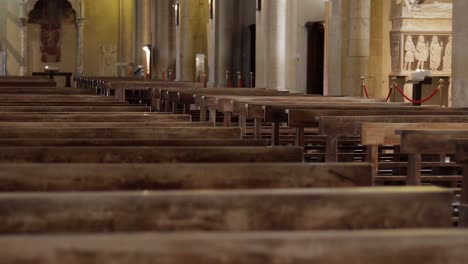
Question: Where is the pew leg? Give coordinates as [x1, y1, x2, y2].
[164, 100, 170, 112]
[254, 118, 262, 139]
[200, 106, 207, 122]
[325, 136, 339, 162]
[462, 164, 468, 204]
[407, 153, 422, 185]
[223, 112, 232, 127]
[171, 102, 177, 114]
[183, 104, 190, 115]
[295, 127, 305, 147]
[209, 109, 217, 126]
[365, 144, 379, 182]
[239, 115, 247, 135]
[271, 121, 280, 146]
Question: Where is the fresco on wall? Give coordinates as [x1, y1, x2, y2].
[40, 24, 61, 62]
[28, 0, 76, 63]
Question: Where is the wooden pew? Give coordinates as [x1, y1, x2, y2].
[453, 139, 468, 227]
[0, 146, 303, 163]
[317, 116, 468, 162]
[0, 138, 268, 147]
[0, 80, 56, 87]
[105, 81, 203, 101]
[0, 187, 451, 233]
[0, 122, 214, 128]
[0, 87, 92, 94]
[0, 127, 241, 139]
[396, 129, 468, 185]
[0, 163, 373, 191]
[0, 230, 467, 263]
[0, 105, 151, 112]
[0, 113, 191, 122]
[361, 123, 468, 178]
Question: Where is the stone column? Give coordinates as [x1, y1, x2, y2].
[19, 0, 28, 76]
[135, 0, 152, 66]
[76, 18, 85, 76]
[154, 0, 175, 79]
[256, 0, 294, 91]
[452, 0, 468, 107]
[208, 0, 234, 87]
[343, 0, 371, 96]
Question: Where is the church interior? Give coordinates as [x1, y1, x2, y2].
[1, 0, 468, 263]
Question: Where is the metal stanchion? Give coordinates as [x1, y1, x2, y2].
[392, 77, 397, 103]
[249, 72, 254, 88]
[237, 72, 243, 88]
[360, 76, 365, 98]
[439, 79, 445, 107]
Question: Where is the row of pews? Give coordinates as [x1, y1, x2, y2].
[0, 76, 467, 263]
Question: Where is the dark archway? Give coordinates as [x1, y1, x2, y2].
[305, 21, 325, 95]
[249, 24, 256, 86]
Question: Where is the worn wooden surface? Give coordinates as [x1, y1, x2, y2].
[0, 146, 304, 163]
[0, 163, 372, 191]
[0, 127, 240, 139]
[0, 138, 268, 147]
[0, 113, 191, 122]
[0, 105, 151, 112]
[1, 230, 468, 264]
[0, 122, 214, 128]
[0, 187, 452, 233]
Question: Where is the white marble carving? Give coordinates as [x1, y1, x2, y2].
[98, 44, 117, 76]
[443, 36, 452, 72]
[397, 0, 452, 18]
[404, 35, 415, 71]
[415, 36, 429, 70]
[429, 36, 443, 71]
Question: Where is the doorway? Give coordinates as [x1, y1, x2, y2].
[305, 21, 325, 95]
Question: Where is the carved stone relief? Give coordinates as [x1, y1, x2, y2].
[98, 44, 117, 76]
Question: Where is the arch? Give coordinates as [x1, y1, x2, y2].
[26, 0, 84, 18]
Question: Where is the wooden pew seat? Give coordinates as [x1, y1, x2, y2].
[0, 146, 304, 163]
[0, 230, 467, 263]
[0, 187, 451, 233]
[0, 163, 373, 191]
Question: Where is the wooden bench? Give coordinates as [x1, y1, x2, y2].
[0, 230, 466, 263]
[0, 113, 192, 122]
[452, 139, 468, 227]
[317, 116, 468, 162]
[0, 80, 56, 87]
[0, 138, 268, 147]
[0, 146, 303, 163]
[105, 81, 202, 101]
[395, 129, 468, 185]
[0, 105, 151, 112]
[0, 163, 373, 191]
[0, 127, 241, 139]
[0, 187, 451, 233]
[0, 122, 214, 128]
[361, 123, 468, 178]
[0, 87, 93, 94]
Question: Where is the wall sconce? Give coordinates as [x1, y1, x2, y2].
[142, 44, 152, 79]
[256, 0, 261, 11]
[174, 2, 180, 26]
[209, 0, 213, 19]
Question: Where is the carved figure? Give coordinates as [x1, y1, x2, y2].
[429, 36, 443, 71]
[98, 44, 117, 76]
[414, 36, 429, 70]
[443, 36, 452, 72]
[404, 35, 416, 71]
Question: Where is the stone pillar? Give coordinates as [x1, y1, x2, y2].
[135, 0, 152, 66]
[208, 0, 234, 87]
[327, 0, 344, 96]
[175, 0, 208, 82]
[256, 0, 294, 91]
[76, 18, 85, 76]
[19, 0, 28, 76]
[154, 0, 175, 79]
[343, 0, 371, 96]
[452, 0, 468, 107]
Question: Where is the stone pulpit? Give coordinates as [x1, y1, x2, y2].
[390, 0, 452, 105]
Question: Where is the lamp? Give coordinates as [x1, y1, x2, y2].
[142, 45, 152, 79]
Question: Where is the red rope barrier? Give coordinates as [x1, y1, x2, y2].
[393, 83, 441, 104]
[362, 84, 370, 99]
[385, 87, 393, 102]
